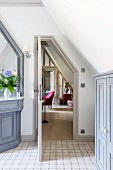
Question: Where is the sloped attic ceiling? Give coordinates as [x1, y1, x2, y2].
[46, 41, 74, 85]
[42, 0, 113, 73]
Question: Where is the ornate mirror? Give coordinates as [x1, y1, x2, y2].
[0, 21, 24, 96]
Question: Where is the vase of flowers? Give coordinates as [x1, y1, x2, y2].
[0, 70, 18, 98]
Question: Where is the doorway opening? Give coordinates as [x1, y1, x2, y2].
[42, 47, 74, 140]
[34, 36, 79, 160]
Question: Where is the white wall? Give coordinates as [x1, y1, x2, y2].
[50, 71, 54, 91]
[0, 7, 63, 137]
[0, 6, 95, 138]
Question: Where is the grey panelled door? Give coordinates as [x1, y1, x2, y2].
[107, 78, 113, 170]
[96, 79, 107, 170]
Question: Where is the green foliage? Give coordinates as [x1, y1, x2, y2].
[0, 73, 18, 93]
[64, 82, 73, 94]
[65, 82, 71, 94]
[65, 82, 70, 88]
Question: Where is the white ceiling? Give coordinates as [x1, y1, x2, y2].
[42, 0, 113, 73]
[0, 0, 43, 6]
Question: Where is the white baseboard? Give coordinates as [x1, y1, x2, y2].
[78, 135, 95, 142]
[21, 135, 35, 142]
[21, 134, 94, 142]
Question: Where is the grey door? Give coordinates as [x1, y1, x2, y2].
[96, 79, 107, 170]
[107, 78, 113, 170]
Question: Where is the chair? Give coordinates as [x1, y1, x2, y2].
[59, 94, 72, 105]
[42, 91, 54, 123]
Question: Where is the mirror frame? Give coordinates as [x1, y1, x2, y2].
[0, 20, 24, 96]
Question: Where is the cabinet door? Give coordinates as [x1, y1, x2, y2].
[107, 78, 113, 170]
[0, 112, 16, 145]
[96, 79, 107, 170]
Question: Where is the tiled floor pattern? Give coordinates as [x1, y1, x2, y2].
[0, 140, 95, 170]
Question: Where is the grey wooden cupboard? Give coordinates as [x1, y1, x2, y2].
[0, 97, 24, 152]
[95, 71, 113, 170]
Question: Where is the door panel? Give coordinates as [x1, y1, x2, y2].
[97, 133, 106, 169]
[99, 86, 104, 133]
[107, 78, 113, 170]
[17, 111, 21, 138]
[0, 112, 16, 145]
[96, 79, 107, 170]
[110, 154, 113, 169]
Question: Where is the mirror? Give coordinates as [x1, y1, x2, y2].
[0, 32, 17, 74]
[0, 21, 24, 96]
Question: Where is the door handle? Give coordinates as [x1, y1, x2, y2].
[39, 84, 41, 100]
[34, 86, 41, 99]
[34, 89, 39, 92]
[103, 127, 108, 134]
[101, 126, 104, 132]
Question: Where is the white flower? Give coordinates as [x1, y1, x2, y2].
[4, 79, 8, 84]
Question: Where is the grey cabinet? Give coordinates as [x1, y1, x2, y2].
[107, 78, 113, 170]
[96, 79, 107, 170]
[0, 98, 24, 152]
[95, 73, 113, 170]
[17, 111, 21, 138]
[0, 112, 16, 145]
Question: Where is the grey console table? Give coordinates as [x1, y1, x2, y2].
[0, 97, 24, 152]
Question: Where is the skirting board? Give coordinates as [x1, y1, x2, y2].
[78, 135, 95, 142]
[21, 134, 94, 142]
[21, 135, 35, 142]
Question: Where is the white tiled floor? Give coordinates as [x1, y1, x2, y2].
[0, 140, 95, 170]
